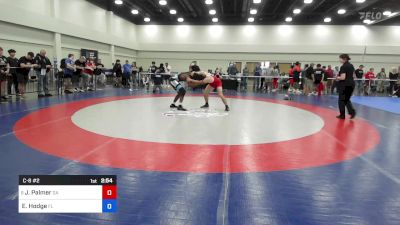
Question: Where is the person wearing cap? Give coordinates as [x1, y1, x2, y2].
[7, 49, 19, 97]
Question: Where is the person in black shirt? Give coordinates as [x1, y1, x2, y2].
[34, 50, 52, 97]
[149, 61, 157, 75]
[153, 63, 164, 93]
[388, 67, 399, 96]
[113, 59, 122, 87]
[7, 49, 19, 96]
[336, 54, 356, 119]
[305, 63, 314, 95]
[74, 56, 87, 91]
[94, 59, 106, 87]
[0, 47, 10, 101]
[354, 65, 364, 95]
[313, 64, 325, 96]
[17, 52, 37, 98]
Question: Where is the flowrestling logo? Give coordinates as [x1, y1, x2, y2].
[359, 10, 398, 24]
[359, 11, 383, 20]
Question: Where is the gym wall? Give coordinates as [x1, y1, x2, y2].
[0, 0, 399, 72]
[0, 0, 138, 68]
[135, 25, 400, 72]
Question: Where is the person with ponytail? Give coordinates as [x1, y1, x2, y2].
[336, 54, 356, 119]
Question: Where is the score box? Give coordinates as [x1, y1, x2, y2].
[18, 175, 117, 213]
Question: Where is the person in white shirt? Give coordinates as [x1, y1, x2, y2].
[164, 62, 172, 85]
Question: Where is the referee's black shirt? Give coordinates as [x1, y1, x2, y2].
[338, 62, 355, 87]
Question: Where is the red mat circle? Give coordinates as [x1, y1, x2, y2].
[13, 95, 380, 173]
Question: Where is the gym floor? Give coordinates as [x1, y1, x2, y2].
[0, 88, 399, 225]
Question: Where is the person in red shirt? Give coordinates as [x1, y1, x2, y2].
[83, 57, 96, 91]
[293, 62, 301, 93]
[325, 65, 334, 94]
[272, 65, 279, 91]
[364, 68, 375, 95]
[288, 65, 294, 90]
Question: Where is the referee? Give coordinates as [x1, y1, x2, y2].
[336, 54, 356, 119]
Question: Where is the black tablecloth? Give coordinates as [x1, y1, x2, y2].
[222, 79, 238, 91]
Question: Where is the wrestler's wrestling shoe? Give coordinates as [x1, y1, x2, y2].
[200, 103, 209, 108]
[177, 105, 187, 111]
[225, 105, 230, 112]
[170, 104, 178, 108]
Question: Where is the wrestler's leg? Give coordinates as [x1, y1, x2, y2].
[216, 87, 229, 111]
[170, 94, 180, 108]
[179, 88, 186, 103]
[176, 88, 187, 111]
[201, 84, 212, 108]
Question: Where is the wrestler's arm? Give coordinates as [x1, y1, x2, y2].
[188, 71, 212, 85]
[187, 78, 205, 85]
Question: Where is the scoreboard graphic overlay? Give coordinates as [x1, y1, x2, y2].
[19, 175, 117, 213]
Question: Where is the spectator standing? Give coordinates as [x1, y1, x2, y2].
[153, 63, 164, 93]
[260, 66, 267, 91]
[264, 64, 274, 92]
[292, 62, 301, 93]
[376, 68, 386, 93]
[149, 61, 157, 74]
[388, 67, 399, 96]
[7, 49, 19, 97]
[94, 59, 106, 87]
[122, 60, 132, 87]
[364, 68, 375, 95]
[164, 62, 172, 85]
[227, 63, 238, 76]
[325, 65, 334, 94]
[288, 65, 295, 91]
[354, 65, 364, 95]
[165, 62, 171, 73]
[304, 63, 314, 95]
[131, 62, 138, 89]
[63, 54, 76, 93]
[301, 64, 309, 93]
[16, 52, 36, 99]
[253, 63, 262, 91]
[113, 59, 123, 87]
[331, 66, 340, 94]
[34, 49, 52, 97]
[0, 47, 10, 102]
[313, 64, 325, 96]
[272, 65, 280, 92]
[83, 57, 95, 91]
[242, 66, 249, 90]
[214, 68, 221, 76]
[74, 56, 86, 92]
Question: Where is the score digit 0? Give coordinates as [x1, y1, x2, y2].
[102, 185, 117, 199]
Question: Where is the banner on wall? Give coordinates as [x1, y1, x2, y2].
[81, 49, 98, 60]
